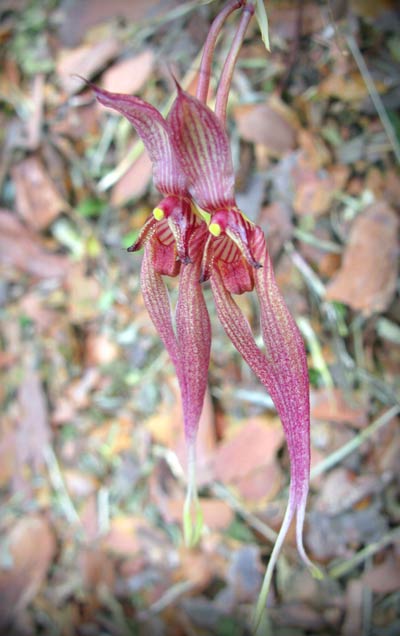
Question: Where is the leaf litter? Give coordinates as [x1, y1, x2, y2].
[0, 1, 400, 635]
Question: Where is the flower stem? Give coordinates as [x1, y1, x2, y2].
[215, 1, 255, 122]
[197, 0, 246, 103]
[183, 443, 203, 547]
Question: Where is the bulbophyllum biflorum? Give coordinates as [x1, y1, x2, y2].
[90, 0, 321, 630]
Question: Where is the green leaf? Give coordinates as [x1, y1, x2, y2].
[255, 0, 270, 52]
[76, 198, 106, 218]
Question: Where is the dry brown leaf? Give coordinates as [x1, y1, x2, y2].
[102, 515, 167, 557]
[110, 150, 153, 206]
[175, 547, 216, 589]
[0, 417, 17, 487]
[66, 264, 102, 322]
[362, 552, 400, 593]
[164, 497, 234, 531]
[57, 37, 120, 94]
[342, 580, 363, 636]
[78, 547, 115, 591]
[259, 201, 293, 258]
[234, 461, 283, 505]
[19, 293, 58, 333]
[351, 0, 396, 17]
[85, 332, 119, 366]
[225, 545, 262, 604]
[80, 494, 99, 542]
[102, 49, 154, 94]
[213, 417, 284, 483]
[11, 157, 69, 230]
[59, 0, 175, 46]
[0, 516, 56, 627]
[234, 99, 297, 155]
[314, 468, 379, 515]
[268, 2, 325, 39]
[326, 201, 399, 315]
[0, 209, 70, 279]
[17, 362, 51, 472]
[64, 368, 101, 411]
[25, 74, 44, 150]
[89, 417, 133, 456]
[292, 163, 349, 217]
[297, 129, 331, 169]
[311, 388, 367, 429]
[319, 72, 369, 102]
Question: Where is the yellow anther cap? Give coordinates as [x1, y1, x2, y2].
[209, 222, 222, 237]
[153, 207, 164, 221]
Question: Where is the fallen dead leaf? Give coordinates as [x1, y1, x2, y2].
[19, 293, 58, 333]
[85, 331, 119, 366]
[66, 264, 102, 322]
[217, 545, 262, 612]
[297, 129, 331, 169]
[102, 49, 154, 94]
[326, 201, 399, 315]
[342, 580, 363, 636]
[0, 417, 17, 487]
[268, 2, 325, 39]
[292, 163, 349, 217]
[102, 515, 168, 559]
[234, 98, 297, 155]
[110, 150, 153, 206]
[57, 37, 120, 94]
[314, 468, 380, 515]
[175, 547, 215, 589]
[213, 417, 284, 483]
[0, 209, 70, 279]
[258, 201, 293, 258]
[25, 74, 44, 150]
[362, 552, 400, 593]
[0, 516, 56, 628]
[78, 547, 115, 591]
[319, 72, 370, 102]
[80, 494, 99, 542]
[89, 417, 133, 456]
[58, 0, 176, 47]
[164, 497, 234, 532]
[311, 388, 367, 429]
[17, 361, 52, 472]
[234, 461, 283, 505]
[306, 507, 388, 561]
[12, 156, 67, 229]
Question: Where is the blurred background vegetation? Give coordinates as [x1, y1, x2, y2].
[0, 1, 399, 634]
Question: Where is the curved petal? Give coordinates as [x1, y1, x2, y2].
[210, 240, 312, 573]
[252, 232, 310, 516]
[92, 84, 186, 196]
[176, 228, 211, 444]
[168, 85, 235, 211]
[140, 240, 179, 370]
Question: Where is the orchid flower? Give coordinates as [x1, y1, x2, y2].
[169, 68, 322, 636]
[91, 85, 210, 545]
[92, 0, 320, 628]
[91, 1, 248, 546]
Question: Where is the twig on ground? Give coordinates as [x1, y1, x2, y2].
[345, 32, 400, 164]
[311, 405, 400, 478]
[328, 526, 400, 579]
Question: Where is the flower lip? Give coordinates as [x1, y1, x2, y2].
[152, 195, 201, 265]
[205, 208, 262, 271]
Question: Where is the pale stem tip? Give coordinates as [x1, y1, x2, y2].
[182, 444, 203, 547]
